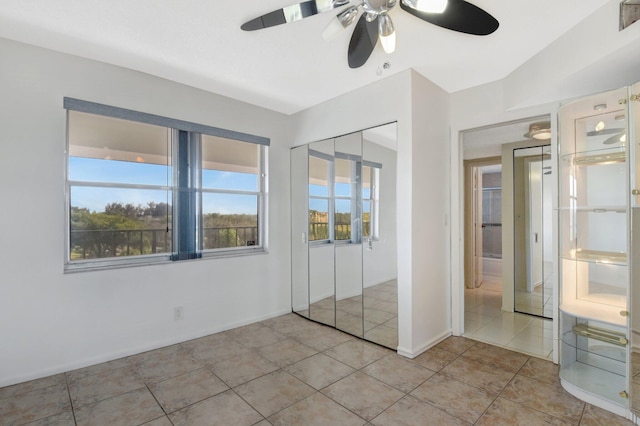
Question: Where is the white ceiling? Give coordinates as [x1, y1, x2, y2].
[0, 0, 610, 115]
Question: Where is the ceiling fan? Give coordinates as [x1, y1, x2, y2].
[241, 0, 499, 68]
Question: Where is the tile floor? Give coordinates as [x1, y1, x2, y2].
[464, 277, 554, 359]
[0, 313, 634, 425]
[308, 280, 398, 349]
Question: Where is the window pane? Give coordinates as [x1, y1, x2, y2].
[362, 166, 372, 199]
[309, 156, 329, 197]
[202, 134, 259, 191]
[363, 200, 371, 237]
[309, 198, 329, 241]
[335, 199, 351, 240]
[202, 193, 258, 249]
[335, 158, 351, 197]
[70, 187, 171, 260]
[68, 111, 170, 186]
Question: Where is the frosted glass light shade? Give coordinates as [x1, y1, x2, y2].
[378, 13, 396, 54]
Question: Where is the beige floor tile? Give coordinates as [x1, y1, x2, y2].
[74, 388, 164, 426]
[0, 374, 66, 400]
[208, 350, 278, 388]
[309, 307, 336, 326]
[234, 370, 315, 417]
[410, 347, 459, 372]
[370, 395, 470, 426]
[410, 373, 495, 424]
[69, 366, 145, 408]
[476, 397, 571, 426]
[0, 383, 70, 425]
[579, 403, 635, 426]
[336, 311, 364, 337]
[225, 322, 287, 348]
[168, 390, 263, 426]
[440, 357, 515, 396]
[364, 325, 397, 349]
[518, 357, 560, 386]
[461, 342, 529, 373]
[505, 336, 553, 359]
[66, 357, 131, 382]
[258, 338, 317, 368]
[361, 354, 435, 393]
[181, 333, 249, 364]
[324, 339, 389, 369]
[434, 336, 477, 356]
[21, 409, 75, 426]
[362, 308, 395, 325]
[268, 392, 366, 426]
[322, 372, 403, 421]
[295, 327, 353, 352]
[262, 313, 327, 337]
[500, 375, 584, 424]
[284, 353, 355, 390]
[148, 368, 228, 413]
[132, 345, 203, 384]
[141, 416, 173, 426]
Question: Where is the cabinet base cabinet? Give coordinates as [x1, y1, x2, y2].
[559, 311, 628, 412]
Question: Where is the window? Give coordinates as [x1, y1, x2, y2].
[307, 148, 381, 244]
[65, 98, 268, 271]
[362, 164, 380, 239]
[308, 152, 332, 242]
[334, 157, 353, 241]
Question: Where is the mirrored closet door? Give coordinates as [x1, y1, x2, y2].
[290, 123, 398, 349]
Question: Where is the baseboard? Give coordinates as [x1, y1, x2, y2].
[397, 329, 452, 359]
[1, 307, 292, 388]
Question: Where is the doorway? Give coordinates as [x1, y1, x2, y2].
[464, 158, 502, 292]
[460, 116, 554, 359]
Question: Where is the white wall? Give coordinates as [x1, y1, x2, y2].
[0, 38, 291, 387]
[363, 140, 397, 288]
[309, 245, 335, 302]
[407, 72, 452, 355]
[335, 244, 363, 300]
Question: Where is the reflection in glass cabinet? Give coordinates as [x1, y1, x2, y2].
[290, 123, 398, 350]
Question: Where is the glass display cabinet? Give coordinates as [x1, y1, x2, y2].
[558, 86, 632, 416]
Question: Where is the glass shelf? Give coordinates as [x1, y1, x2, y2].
[560, 302, 628, 327]
[563, 249, 626, 265]
[571, 151, 626, 166]
[558, 83, 633, 417]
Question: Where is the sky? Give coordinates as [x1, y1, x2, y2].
[69, 157, 259, 214]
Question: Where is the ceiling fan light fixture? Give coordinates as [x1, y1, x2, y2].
[378, 13, 396, 53]
[402, 0, 448, 14]
[524, 122, 552, 140]
[322, 6, 359, 40]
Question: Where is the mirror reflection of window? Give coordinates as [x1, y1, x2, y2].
[308, 154, 331, 241]
[335, 157, 353, 241]
[362, 165, 380, 239]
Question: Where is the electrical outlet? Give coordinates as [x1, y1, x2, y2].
[174, 306, 184, 321]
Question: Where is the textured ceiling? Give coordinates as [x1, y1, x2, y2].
[0, 0, 609, 114]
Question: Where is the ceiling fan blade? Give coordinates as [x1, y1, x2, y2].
[602, 133, 625, 145]
[586, 128, 625, 137]
[242, 0, 350, 31]
[400, 0, 498, 36]
[348, 14, 379, 69]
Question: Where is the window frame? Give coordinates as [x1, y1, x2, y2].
[64, 98, 269, 272]
[308, 150, 335, 244]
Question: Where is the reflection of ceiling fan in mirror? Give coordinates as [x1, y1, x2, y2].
[241, 0, 499, 68]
